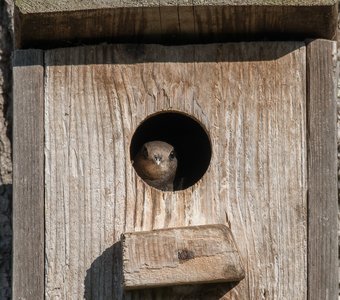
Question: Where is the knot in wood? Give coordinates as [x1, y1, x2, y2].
[177, 248, 195, 261]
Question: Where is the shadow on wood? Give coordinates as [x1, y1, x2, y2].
[125, 282, 240, 300]
[84, 242, 123, 299]
[42, 42, 305, 66]
[0, 184, 12, 299]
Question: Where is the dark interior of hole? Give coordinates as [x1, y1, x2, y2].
[130, 112, 211, 190]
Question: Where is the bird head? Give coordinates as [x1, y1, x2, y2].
[134, 141, 177, 182]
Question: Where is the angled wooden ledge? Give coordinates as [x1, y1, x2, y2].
[121, 224, 245, 290]
[14, 0, 338, 48]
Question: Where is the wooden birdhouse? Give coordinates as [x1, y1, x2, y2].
[13, 1, 338, 299]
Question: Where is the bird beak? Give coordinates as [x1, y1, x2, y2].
[154, 155, 162, 165]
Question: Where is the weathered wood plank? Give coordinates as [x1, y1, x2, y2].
[44, 42, 307, 299]
[12, 50, 44, 300]
[122, 225, 245, 290]
[14, 1, 338, 48]
[306, 39, 338, 300]
[15, 0, 338, 12]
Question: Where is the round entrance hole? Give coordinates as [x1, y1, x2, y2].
[130, 112, 211, 191]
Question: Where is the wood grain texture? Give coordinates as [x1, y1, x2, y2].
[44, 42, 307, 299]
[122, 225, 245, 290]
[307, 39, 338, 300]
[14, 0, 338, 13]
[12, 49, 44, 300]
[14, 3, 338, 48]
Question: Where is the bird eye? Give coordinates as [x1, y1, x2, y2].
[142, 146, 148, 159]
[169, 150, 175, 160]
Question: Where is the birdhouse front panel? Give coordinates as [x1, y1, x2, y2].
[44, 42, 306, 299]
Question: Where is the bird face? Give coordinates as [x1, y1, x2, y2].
[133, 141, 177, 190]
[140, 142, 177, 175]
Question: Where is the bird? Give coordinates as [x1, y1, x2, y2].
[133, 141, 177, 191]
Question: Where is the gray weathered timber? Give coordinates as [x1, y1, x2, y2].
[12, 50, 44, 300]
[14, 1, 337, 48]
[122, 225, 245, 290]
[307, 39, 338, 300]
[14, 0, 338, 12]
[44, 42, 307, 299]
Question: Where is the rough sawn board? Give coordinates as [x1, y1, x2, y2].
[122, 225, 245, 289]
[14, 0, 338, 48]
[44, 42, 307, 299]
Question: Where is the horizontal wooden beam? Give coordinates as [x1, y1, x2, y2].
[121, 224, 245, 290]
[14, 0, 339, 13]
[14, 1, 338, 48]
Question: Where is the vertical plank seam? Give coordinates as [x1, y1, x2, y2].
[42, 49, 46, 300]
[305, 40, 311, 298]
